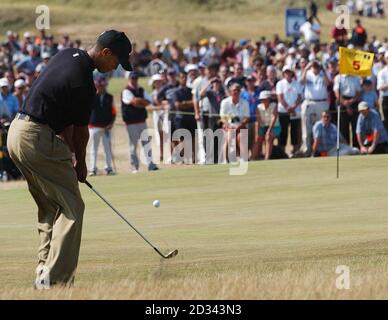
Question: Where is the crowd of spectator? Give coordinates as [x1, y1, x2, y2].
[328, 0, 385, 18]
[1, 12, 388, 179]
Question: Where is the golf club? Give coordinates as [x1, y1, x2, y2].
[84, 180, 178, 259]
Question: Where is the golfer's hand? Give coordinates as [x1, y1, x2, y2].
[75, 160, 87, 182]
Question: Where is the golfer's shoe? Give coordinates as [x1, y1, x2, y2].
[34, 264, 50, 290]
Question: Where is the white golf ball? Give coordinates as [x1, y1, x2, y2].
[153, 200, 160, 208]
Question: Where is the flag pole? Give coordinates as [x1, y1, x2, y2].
[337, 78, 341, 179]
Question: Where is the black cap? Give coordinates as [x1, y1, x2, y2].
[97, 30, 133, 71]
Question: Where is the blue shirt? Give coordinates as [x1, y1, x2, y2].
[16, 56, 42, 73]
[240, 88, 260, 122]
[0, 93, 19, 117]
[361, 90, 378, 109]
[356, 109, 388, 144]
[313, 120, 338, 152]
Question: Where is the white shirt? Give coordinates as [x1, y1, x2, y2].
[122, 88, 152, 104]
[276, 79, 302, 114]
[304, 70, 328, 100]
[333, 74, 361, 97]
[220, 96, 250, 125]
[377, 66, 388, 97]
[300, 21, 320, 42]
[257, 102, 279, 127]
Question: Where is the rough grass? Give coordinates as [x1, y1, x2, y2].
[1, 155, 388, 299]
[1, 0, 387, 46]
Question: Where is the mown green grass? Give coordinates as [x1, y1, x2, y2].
[1, 155, 388, 298]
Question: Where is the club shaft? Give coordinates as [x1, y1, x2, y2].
[85, 180, 165, 257]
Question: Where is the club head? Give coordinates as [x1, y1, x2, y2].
[165, 249, 178, 259]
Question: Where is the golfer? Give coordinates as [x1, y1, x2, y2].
[7, 30, 133, 289]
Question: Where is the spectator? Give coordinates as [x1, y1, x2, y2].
[171, 72, 197, 163]
[227, 63, 247, 89]
[0, 77, 18, 118]
[35, 52, 51, 76]
[13, 79, 27, 111]
[331, 22, 348, 47]
[139, 41, 153, 71]
[220, 83, 250, 162]
[255, 90, 280, 160]
[15, 44, 41, 74]
[334, 73, 362, 147]
[276, 65, 303, 157]
[88, 75, 116, 176]
[300, 60, 329, 156]
[0, 95, 11, 122]
[356, 101, 388, 154]
[351, 19, 368, 48]
[377, 51, 388, 130]
[300, 16, 321, 45]
[240, 75, 261, 159]
[202, 36, 221, 66]
[199, 76, 225, 163]
[361, 79, 378, 110]
[183, 42, 199, 64]
[150, 73, 168, 161]
[312, 111, 360, 156]
[121, 71, 158, 173]
[129, 42, 140, 72]
[356, 0, 365, 16]
[376, 0, 385, 18]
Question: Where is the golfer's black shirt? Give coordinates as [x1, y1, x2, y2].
[22, 48, 96, 134]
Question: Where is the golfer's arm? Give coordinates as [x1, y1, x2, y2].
[61, 125, 75, 152]
[73, 125, 89, 163]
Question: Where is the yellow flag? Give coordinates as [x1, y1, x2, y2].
[339, 47, 374, 77]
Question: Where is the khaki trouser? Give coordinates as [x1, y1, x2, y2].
[7, 117, 85, 285]
[300, 100, 329, 154]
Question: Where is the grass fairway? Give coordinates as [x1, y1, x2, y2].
[1, 155, 388, 299]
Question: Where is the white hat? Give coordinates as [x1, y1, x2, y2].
[148, 73, 163, 86]
[288, 47, 296, 54]
[6, 30, 13, 37]
[358, 101, 369, 111]
[276, 43, 286, 51]
[35, 64, 45, 73]
[347, 44, 355, 49]
[209, 36, 217, 44]
[184, 64, 198, 73]
[259, 90, 272, 100]
[14, 79, 26, 88]
[378, 47, 386, 54]
[41, 52, 51, 59]
[385, 51, 388, 59]
[23, 31, 32, 38]
[0, 78, 9, 88]
[163, 38, 170, 45]
[154, 40, 161, 47]
[282, 65, 294, 73]
[373, 40, 381, 48]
